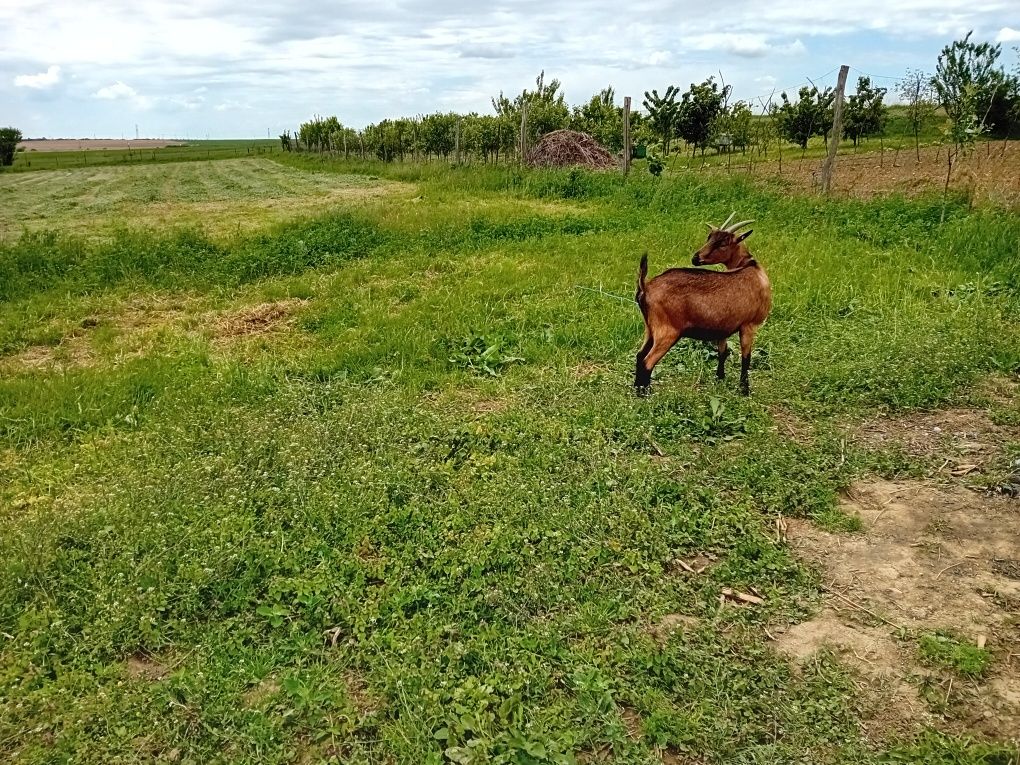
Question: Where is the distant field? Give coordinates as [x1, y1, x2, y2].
[9, 139, 279, 172]
[17, 139, 186, 152]
[0, 157, 409, 242]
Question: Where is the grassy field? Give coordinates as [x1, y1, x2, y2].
[1, 156, 1019, 764]
[8, 139, 279, 173]
[0, 158, 408, 243]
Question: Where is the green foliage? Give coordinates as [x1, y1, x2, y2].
[776, 86, 835, 149]
[934, 31, 1020, 136]
[918, 631, 993, 677]
[492, 70, 571, 148]
[881, 731, 1020, 764]
[844, 77, 888, 146]
[647, 153, 664, 176]
[447, 331, 524, 376]
[0, 126, 22, 166]
[570, 87, 623, 151]
[642, 86, 681, 156]
[898, 70, 940, 159]
[724, 101, 754, 151]
[675, 77, 730, 155]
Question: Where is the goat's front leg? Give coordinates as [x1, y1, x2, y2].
[715, 339, 730, 380]
[738, 325, 758, 396]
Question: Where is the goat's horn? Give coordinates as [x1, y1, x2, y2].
[725, 219, 754, 233]
[719, 211, 736, 230]
[703, 222, 715, 230]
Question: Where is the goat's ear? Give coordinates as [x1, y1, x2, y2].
[735, 229, 753, 243]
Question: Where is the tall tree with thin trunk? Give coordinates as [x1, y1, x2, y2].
[898, 69, 938, 161]
[642, 86, 680, 156]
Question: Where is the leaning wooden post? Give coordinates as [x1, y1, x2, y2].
[623, 96, 632, 175]
[820, 64, 849, 196]
[519, 103, 528, 164]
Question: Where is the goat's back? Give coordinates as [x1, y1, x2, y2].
[645, 265, 771, 333]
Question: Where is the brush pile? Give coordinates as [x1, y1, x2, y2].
[526, 130, 617, 170]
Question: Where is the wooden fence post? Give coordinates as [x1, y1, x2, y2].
[820, 65, 849, 196]
[623, 96, 632, 175]
[520, 104, 528, 164]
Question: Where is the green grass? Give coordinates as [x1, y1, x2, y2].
[917, 632, 993, 678]
[0, 157, 402, 243]
[1, 160, 1019, 764]
[8, 139, 279, 173]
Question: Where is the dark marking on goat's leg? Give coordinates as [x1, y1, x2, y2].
[637, 329, 682, 396]
[738, 325, 757, 397]
[634, 334, 654, 395]
[716, 339, 730, 380]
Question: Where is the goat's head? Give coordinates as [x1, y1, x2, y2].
[692, 212, 754, 269]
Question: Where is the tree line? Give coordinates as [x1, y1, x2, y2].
[285, 31, 1019, 167]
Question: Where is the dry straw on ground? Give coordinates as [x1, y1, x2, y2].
[526, 130, 617, 170]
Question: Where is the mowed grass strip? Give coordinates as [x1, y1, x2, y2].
[0, 157, 408, 243]
[1, 161, 1019, 764]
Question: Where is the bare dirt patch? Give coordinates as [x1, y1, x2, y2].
[732, 142, 1020, 206]
[777, 478, 1020, 741]
[125, 654, 171, 681]
[646, 613, 701, 646]
[243, 676, 281, 708]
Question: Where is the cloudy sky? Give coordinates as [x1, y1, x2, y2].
[3, 0, 1019, 139]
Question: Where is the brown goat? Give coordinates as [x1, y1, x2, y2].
[634, 213, 772, 396]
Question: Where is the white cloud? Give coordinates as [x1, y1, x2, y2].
[94, 81, 138, 100]
[1, 0, 1017, 137]
[685, 33, 807, 58]
[14, 65, 61, 89]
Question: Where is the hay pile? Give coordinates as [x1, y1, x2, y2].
[526, 130, 617, 170]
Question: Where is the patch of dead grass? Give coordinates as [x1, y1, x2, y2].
[211, 298, 308, 340]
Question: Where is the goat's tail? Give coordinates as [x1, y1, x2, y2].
[635, 253, 649, 314]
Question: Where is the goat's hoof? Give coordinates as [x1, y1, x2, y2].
[634, 386, 650, 398]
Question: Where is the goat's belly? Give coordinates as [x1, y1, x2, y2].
[682, 326, 735, 342]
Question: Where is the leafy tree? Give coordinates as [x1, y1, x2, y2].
[642, 86, 680, 156]
[933, 31, 1019, 136]
[278, 131, 292, 152]
[1, 126, 24, 166]
[298, 116, 342, 152]
[775, 86, 834, 150]
[492, 71, 570, 153]
[571, 87, 623, 151]
[675, 77, 730, 155]
[420, 112, 457, 160]
[898, 69, 939, 160]
[844, 76, 888, 147]
[725, 101, 754, 153]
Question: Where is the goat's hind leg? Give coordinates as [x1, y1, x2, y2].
[635, 327, 681, 396]
[715, 339, 731, 380]
[634, 332, 654, 396]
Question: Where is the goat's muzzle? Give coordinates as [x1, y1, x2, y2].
[692, 254, 703, 266]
